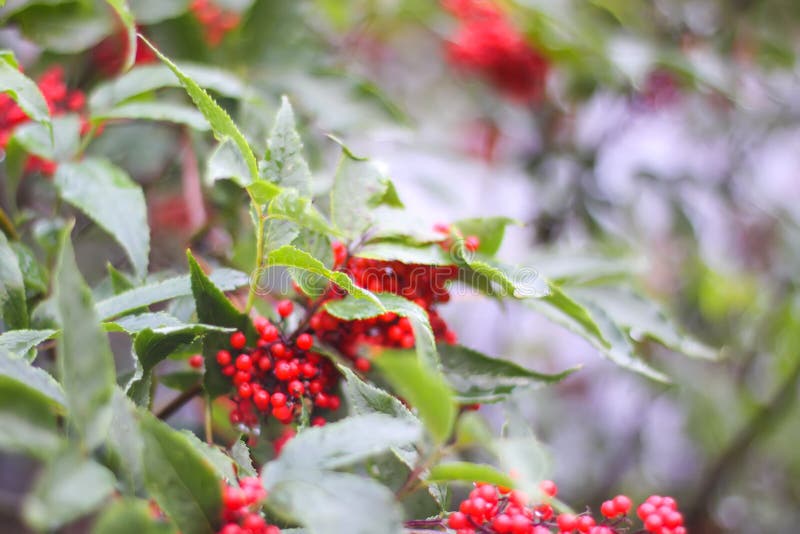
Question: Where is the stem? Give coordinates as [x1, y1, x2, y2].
[245, 202, 265, 313]
[404, 519, 444, 529]
[0, 206, 18, 240]
[204, 397, 214, 444]
[396, 449, 442, 500]
[687, 352, 800, 526]
[155, 383, 203, 420]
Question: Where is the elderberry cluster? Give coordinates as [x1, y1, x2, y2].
[442, 0, 550, 103]
[218, 477, 280, 534]
[446, 481, 686, 534]
[214, 301, 340, 430]
[190, 0, 241, 46]
[0, 66, 90, 176]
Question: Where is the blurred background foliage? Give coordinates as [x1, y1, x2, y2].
[1, 0, 799, 532]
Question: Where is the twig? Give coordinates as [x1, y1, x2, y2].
[687, 351, 800, 526]
[155, 383, 203, 420]
[204, 397, 214, 444]
[0, 206, 18, 240]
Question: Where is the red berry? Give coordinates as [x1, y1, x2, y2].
[222, 364, 235, 376]
[663, 511, 683, 528]
[612, 495, 632, 515]
[312, 416, 326, 427]
[272, 405, 292, 422]
[258, 357, 272, 371]
[216, 350, 232, 366]
[644, 514, 663, 532]
[288, 380, 305, 397]
[448, 512, 469, 529]
[235, 354, 252, 371]
[238, 382, 252, 398]
[464, 235, 480, 252]
[535, 504, 553, 520]
[274, 361, 292, 380]
[492, 514, 513, 532]
[276, 299, 293, 317]
[355, 357, 371, 372]
[557, 513, 578, 531]
[601, 500, 618, 518]
[188, 354, 203, 368]
[540, 479, 558, 497]
[638, 503, 656, 521]
[253, 390, 270, 411]
[576, 515, 595, 532]
[509, 490, 528, 507]
[509, 513, 530, 534]
[260, 324, 279, 342]
[296, 333, 313, 351]
[271, 392, 287, 407]
[327, 395, 340, 410]
[230, 331, 246, 349]
[233, 370, 250, 385]
[270, 343, 287, 359]
[223, 486, 245, 509]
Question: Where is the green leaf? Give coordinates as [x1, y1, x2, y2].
[266, 188, 338, 236]
[265, 245, 383, 307]
[330, 149, 403, 240]
[261, 96, 311, 196]
[23, 449, 116, 531]
[141, 414, 223, 534]
[373, 350, 456, 444]
[14, 3, 115, 53]
[54, 159, 150, 278]
[324, 292, 437, 369]
[0, 50, 50, 126]
[0, 230, 28, 328]
[263, 471, 403, 534]
[568, 286, 719, 360]
[289, 228, 332, 297]
[339, 365, 416, 421]
[427, 462, 515, 488]
[96, 268, 248, 320]
[11, 113, 80, 161]
[89, 63, 247, 111]
[356, 241, 453, 266]
[0, 349, 65, 407]
[11, 241, 49, 299]
[230, 438, 257, 478]
[527, 286, 669, 382]
[272, 414, 420, 473]
[493, 409, 551, 497]
[142, 37, 259, 183]
[96, 102, 211, 130]
[160, 371, 202, 391]
[54, 224, 116, 449]
[180, 430, 237, 483]
[92, 498, 177, 534]
[0, 375, 62, 458]
[188, 251, 250, 397]
[129, 0, 189, 23]
[104, 0, 136, 71]
[107, 388, 145, 494]
[134, 323, 230, 381]
[438, 344, 580, 403]
[208, 138, 253, 187]
[107, 312, 186, 333]
[453, 217, 518, 256]
[0, 328, 57, 361]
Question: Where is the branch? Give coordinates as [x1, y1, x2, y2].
[155, 383, 203, 420]
[687, 352, 800, 526]
[0, 206, 18, 241]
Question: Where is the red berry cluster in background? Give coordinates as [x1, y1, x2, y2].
[190, 0, 241, 46]
[308, 240, 462, 365]
[445, 481, 686, 534]
[91, 28, 157, 77]
[442, 0, 550, 103]
[218, 477, 280, 534]
[0, 66, 89, 176]
[217, 305, 340, 430]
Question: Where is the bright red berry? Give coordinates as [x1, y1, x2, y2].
[612, 495, 632, 515]
[230, 331, 246, 349]
[188, 354, 203, 368]
[216, 349, 232, 366]
[288, 380, 305, 397]
[296, 333, 313, 351]
[600, 500, 617, 518]
[576, 515, 595, 532]
[253, 390, 270, 411]
[270, 342, 287, 359]
[448, 512, 469, 529]
[276, 299, 293, 317]
[235, 354, 252, 371]
[557, 513, 577, 531]
[540, 479, 558, 497]
[238, 382, 252, 398]
[644, 514, 663, 532]
[464, 235, 480, 252]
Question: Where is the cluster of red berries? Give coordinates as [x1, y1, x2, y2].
[215, 302, 340, 429]
[307, 240, 462, 363]
[0, 66, 89, 176]
[442, 0, 550, 103]
[91, 28, 157, 77]
[218, 477, 280, 534]
[446, 481, 685, 534]
[190, 0, 241, 46]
